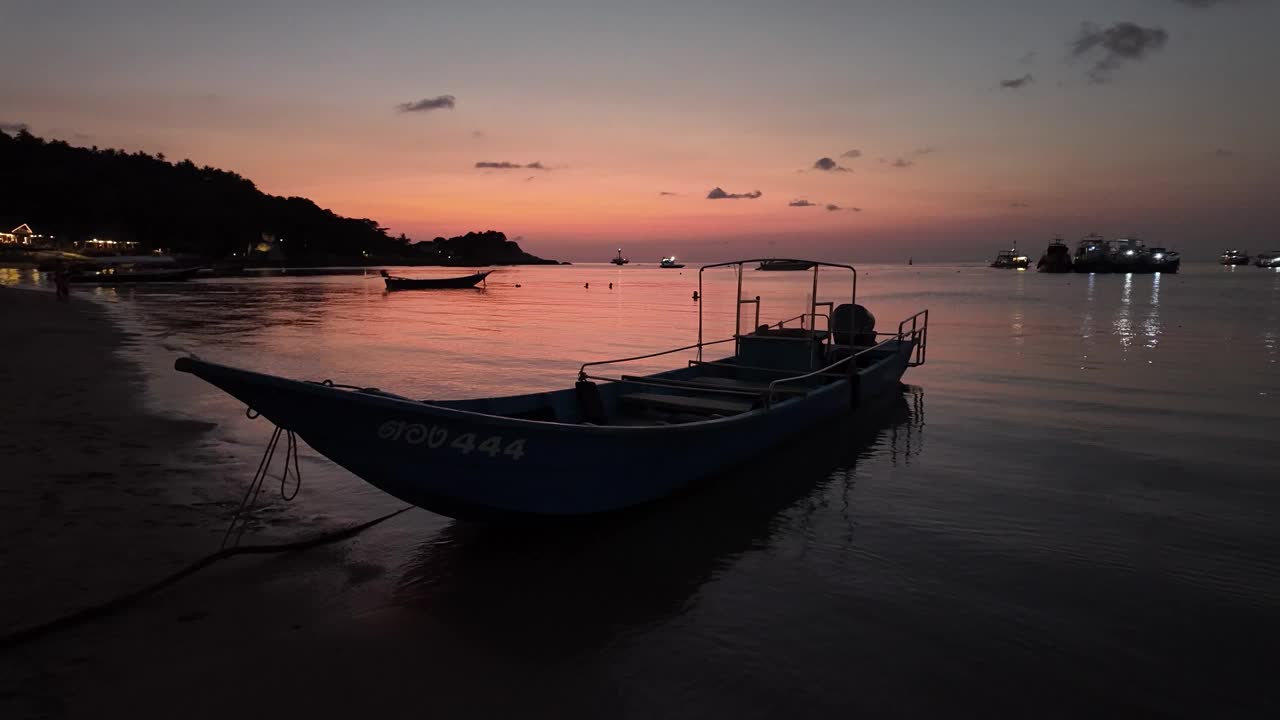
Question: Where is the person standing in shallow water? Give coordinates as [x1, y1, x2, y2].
[53, 260, 71, 300]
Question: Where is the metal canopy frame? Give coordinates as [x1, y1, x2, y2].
[696, 259, 857, 361]
[577, 258, 928, 410]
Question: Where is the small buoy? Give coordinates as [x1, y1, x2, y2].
[584, 282, 589, 289]
[609, 282, 613, 289]
[515, 283, 522, 288]
[692, 291, 700, 301]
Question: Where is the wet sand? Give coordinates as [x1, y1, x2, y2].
[0, 288, 250, 715]
[0, 287, 237, 618]
[0, 287, 439, 720]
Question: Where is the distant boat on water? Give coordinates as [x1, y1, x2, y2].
[1145, 247, 1181, 273]
[380, 269, 491, 290]
[611, 249, 629, 265]
[1072, 234, 1111, 273]
[1067, 235, 1180, 274]
[1254, 251, 1280, 268]
[1220, 249, 1251, 265]
[756, 259, 817, 271]
[990, 244, 1029, 269]
[1036, 238, 1072, 273]
[1108, 237, 1146, 272]
[660, 256, 685, 268]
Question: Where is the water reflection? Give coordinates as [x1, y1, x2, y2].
[1143, 272, 1163, 349]
[1080, 273, 1097, 363]
[0, 267, 42, 288]
[392, 389, 924, 659]
[1009, 271, 1026, 347]
[1113, 273, 1134, 351]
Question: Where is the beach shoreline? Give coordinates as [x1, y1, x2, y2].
[0, 286, 432, 720]
[0, 286, 254, 713]
[0, 287, 249, 626]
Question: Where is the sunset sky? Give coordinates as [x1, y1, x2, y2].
[4, 0, 1279, 261]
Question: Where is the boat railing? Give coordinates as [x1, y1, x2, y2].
[762, 309, 929, 407]
[578, 336, 736, 383]
[899, 309, 929, 367]
[760, 343, 879, 409]
[576, 309, 824, 384]
[770, 310, 831, 334]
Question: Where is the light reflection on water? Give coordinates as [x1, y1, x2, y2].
[1144, 272, 1162, 349]
[1113, 272, 1134, 351]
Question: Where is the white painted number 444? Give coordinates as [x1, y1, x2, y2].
[449, 433, 524, 460]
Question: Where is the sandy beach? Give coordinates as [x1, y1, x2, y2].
[0, 285, 242, 610]
[0, 287, 443, 720]
[0, 287, 253, 716]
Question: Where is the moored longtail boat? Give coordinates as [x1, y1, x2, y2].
[177, 259, 928, 520]
[380, 269, 491, 290]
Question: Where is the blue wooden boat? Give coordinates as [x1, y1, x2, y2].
[175, 259, 928, 520]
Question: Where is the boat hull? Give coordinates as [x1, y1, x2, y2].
[174, 344, 914, 520]
[1072, 259, 1112, 274]
[1036, 260, 1072, 273]
[383, 271, 491, 290]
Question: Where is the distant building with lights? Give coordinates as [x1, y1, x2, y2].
[83, 238, 139, 251]
[0, 224, 52, 247]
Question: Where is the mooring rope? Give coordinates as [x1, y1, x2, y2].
[221, 411, 305, 550]
[0, 505, 413, 651]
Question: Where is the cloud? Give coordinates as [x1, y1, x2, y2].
[707, 187, 762, 200]
[1213, 148, 1234, 157]
[825, 204, 842, 212]
[658, 191, 681, 196]
[471, 130, 485, 139]
[1019, 51, 1038, 65]
[1000, 73, 1034, 89]
[840, 149, 863, 159]
[475, 161, 549, 170]
[881, 146, 935, 167]
[812, 157, 851, 172]
[789, 199, 817, 207]
[823, 204, 862, 212]
[1010, 202, 1031, 208]
[396, 95, 456, 113]
[1071, 22, 1169, 83]
[0, 121, 29, 134]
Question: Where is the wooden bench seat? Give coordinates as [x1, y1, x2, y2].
[618, 375, 811, 396]
[619, 392, 755, 416]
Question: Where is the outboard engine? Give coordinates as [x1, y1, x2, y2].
[832, 304, 876, 346]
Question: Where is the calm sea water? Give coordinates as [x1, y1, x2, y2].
[11, 262, 1280, 716]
